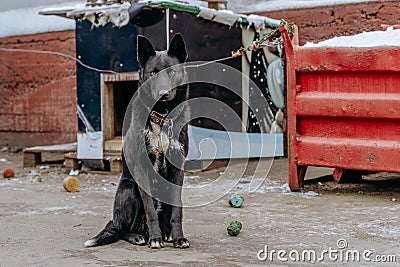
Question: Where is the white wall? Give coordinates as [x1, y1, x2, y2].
[0, 1, 84, 37]
[0, 0, 85, 11]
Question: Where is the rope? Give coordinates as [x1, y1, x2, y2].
[188, 20, 295, 68]
[0, 20, 295, 73]
[0, 47, 118, 74]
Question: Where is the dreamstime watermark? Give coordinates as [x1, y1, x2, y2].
[257, 238, 397, 263]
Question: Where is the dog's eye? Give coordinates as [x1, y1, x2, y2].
[169, 70, 175, 76]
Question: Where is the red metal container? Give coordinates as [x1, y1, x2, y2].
[280, 25, 400, 191]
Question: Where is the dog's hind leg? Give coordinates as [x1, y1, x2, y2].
[113, 159, 148, 246]
[85, 156, 146, 248]
[120, 185, 148, 246]
[84, 178, 135, 248]
[84, 220, 119, 247]
[85, 179, 146, 247]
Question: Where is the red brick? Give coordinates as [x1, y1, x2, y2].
[257, 0, 400, 45]
[0, 30, 77, 147]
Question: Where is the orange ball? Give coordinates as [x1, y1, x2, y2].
[3, 168, 15, 178]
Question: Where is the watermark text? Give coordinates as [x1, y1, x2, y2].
[257, 239, 397, 263]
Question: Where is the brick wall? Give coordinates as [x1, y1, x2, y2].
[0, 30, 77, 148]
[257, 0, 400, 45]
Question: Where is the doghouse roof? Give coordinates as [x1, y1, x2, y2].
[40, 0, 280, 31]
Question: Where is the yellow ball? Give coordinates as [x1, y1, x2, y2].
[63, 176, 80, 192]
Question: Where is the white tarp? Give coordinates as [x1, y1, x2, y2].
[187, 125, 283, 160]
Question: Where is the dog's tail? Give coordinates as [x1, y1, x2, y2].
[84, 220, 120, 247]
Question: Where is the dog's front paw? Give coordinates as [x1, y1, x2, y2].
[164, 234, 173, 243]
[149, 238, 164, 249]
[173, 238, 190, 249]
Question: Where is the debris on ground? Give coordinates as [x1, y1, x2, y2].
[69, 169, 80, 176]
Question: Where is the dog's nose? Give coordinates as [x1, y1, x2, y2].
[159, 90, 170, 97]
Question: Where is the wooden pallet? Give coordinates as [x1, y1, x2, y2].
[185, 159, 229, 171]
[104, 136, 123, 155]
[23, 143, 77, 167]
[64, 152, 122, 173]
[64, 152, 82, 171]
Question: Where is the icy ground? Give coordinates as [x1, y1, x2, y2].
[1, 151, 400, 265]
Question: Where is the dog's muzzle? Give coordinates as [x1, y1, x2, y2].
[158, 89, 176, 101]
[159, 90, 170, 97]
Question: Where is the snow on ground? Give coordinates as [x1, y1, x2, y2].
[0, 1, 84, 38]
[228, 0, 376, 13]
[304, 27, 400, 47]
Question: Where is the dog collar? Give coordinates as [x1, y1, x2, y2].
[150, 110, 171, 126]
[149, 111, 174, 139]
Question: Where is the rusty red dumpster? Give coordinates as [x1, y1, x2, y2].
[280, 25, 400, 191]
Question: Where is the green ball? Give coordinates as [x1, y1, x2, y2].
[227, 221, 242, 236]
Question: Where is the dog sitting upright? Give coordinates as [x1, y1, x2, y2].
[85, 34, 190, 249]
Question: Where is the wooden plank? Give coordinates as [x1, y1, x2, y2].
[110, 159, 123, 173]
[23, 143, 77, 167]
[24, 142, 77, 153]
[185, 159, 229, 171]
[104, 136, 123, 152]
[101, 74, 115, 142]
[23, 152, 41, 167]
[65, 157, 81, 171]
[39, 9, 73, 17]
[41, 151, 66, 162]
[102, 72, 139, 82]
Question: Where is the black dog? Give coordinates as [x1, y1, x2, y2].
[85, 34, 190, 249]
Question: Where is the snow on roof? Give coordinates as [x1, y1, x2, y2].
[304, 27, 400, 47]
[228, 0, 376, 13]
[0, 0, 380, 39]
[0, 1, 83, 38]
[0, 0, 276, 38]
[46, 1, 281, 30]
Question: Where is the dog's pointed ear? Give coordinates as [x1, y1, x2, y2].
[137, 35, 156, 67]
[168, 33, 187, 63]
